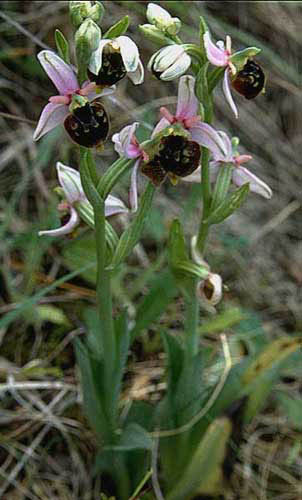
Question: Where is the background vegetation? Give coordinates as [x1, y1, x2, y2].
[0, 1, 301, 499]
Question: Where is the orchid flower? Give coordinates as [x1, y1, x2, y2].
[184, 125, 273, 199]
[39, 163, 128, 237]
[33, 50, 114, 141]
[113, 75, 218, 200]
[148, 45, 191, 81]
[88, 36, 144, 86]
[153, 74, 223, 157]
[190, 235, 223, 307]
[203, 31, 239, 118]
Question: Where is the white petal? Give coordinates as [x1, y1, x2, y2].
[38, 50, 79, 95]
[223, 69, 238, 119]
[86, 84, 116, 102]
[217, 130, 233, 160]
[105, 194, 128, 216]
[127, 59, 144, 84]
[89, 39, 111, 75]
[233, 166, 273, 199]
[176, 75, 198, 120]
[160, 52, 191, 81]
[56, 162, 85, 204]
[147, 3, 171, 24]
[112, 122, 140, 157]
[151, 117, 171, 138]
[189, 122, 229, 159]
[150, 45, 183, 72]
[39, 206, 79, 237]
[203, 32, 228, 67]
[118, 36, 139, 72]
[33, 103, 69, 141]
[129, 159, 140, 213]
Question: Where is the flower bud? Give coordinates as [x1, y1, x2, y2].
[139, 24, 173, 46]
[198, 273, 223, 306]
[69, 1, 104, 28]
[75, 18, 101, 69]
[146, 3, 181, 35]
[148, 45, 191, 81]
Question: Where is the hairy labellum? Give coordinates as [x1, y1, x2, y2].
[88, 50, 127, 86]
[232, 60, 265, 100]
[64, 99, 109, 148]
[141, 134, 201, 185]
[158, 135, 201, 177]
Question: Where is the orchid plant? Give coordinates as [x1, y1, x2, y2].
[30, 2, 300, 499]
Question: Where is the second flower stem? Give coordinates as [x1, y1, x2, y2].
[197, 148, 211, 255]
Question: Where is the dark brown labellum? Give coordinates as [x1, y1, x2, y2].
[87, 50, 126, 86]
[231, 59, 265, 100]
[64, 99, 110, 148]
[141, 134, 201, 185]
[141, 159, 167, 186]
[157, 135, 201, 177]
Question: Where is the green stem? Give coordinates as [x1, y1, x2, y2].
[79, 150, 116, 423]
[97, 157, 135, 199]
[79, 147, 99, 186]
[184, 286, 199, 358]
[183, 43, 205, 66]
[208, 66, 225, 93]
[196, 146, 212, 256]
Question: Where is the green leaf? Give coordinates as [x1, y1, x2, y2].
[105, 423, 152, 451]
[199, 307, 246, 335]
[161, 332, 184, 397]
[112, 310, 130, 407]
[55, 29, 70, 64]
[278, 393, 302, 431]
[130, 270, 177, 341]
[62, 233, 97, 284]
[80, 154, 104, 212]
[210, 164, 233, 212]
[168, 219, 208, 288]
[166, 417, 232, 500]
[243, 369, 277, 423]
[168, 219, 189, 265]
[74, 338, 109, 441]
[195, 63, 213, 122]
[36, 304, 70, 326]
[242, 336, 302, 386]
[174, 352, 204, 425]
[97, 157, 134, 200]
[205, 183, 250, 225]
[104, 15, 130, 39]
[109, 183, 155, 269]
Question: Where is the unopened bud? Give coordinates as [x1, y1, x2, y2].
[139, 24, 173, 46]
[69, 1, 104, 28]
[148, 45, 191, 81]
[146, 3, 181, 36]
[75, 18, 101, 68]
